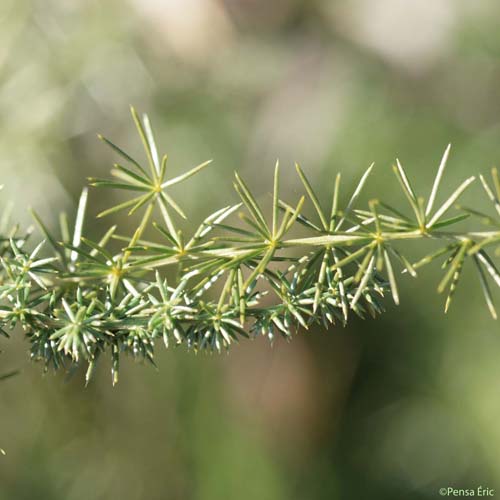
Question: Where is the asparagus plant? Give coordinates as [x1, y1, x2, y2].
[0, 108, 499, 385]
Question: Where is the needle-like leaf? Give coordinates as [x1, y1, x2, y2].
[295, 162, 327, 229]
[142, 113, 160, 175]
[234, 173, 269, 236]
[426, 144, 451, 217]
[130, 107, 158, 180]
[98, 134, 147, 177]
[480, 173, 500, 217]
[272, 161, 280, 237]
[71, 188, 88, 263]
[97, 195, 145, 218]
[383, 249, 399, 305]
[393, 160, 423, 227]
[476, 250, 500, 287]
[111, 164, 151, 186]
[473, 255, 497, 319]
[336, 163, 374, 231]
[426, 177, 475, 229]
[161, 160, 212, 188]
[351, 255, 375, 308]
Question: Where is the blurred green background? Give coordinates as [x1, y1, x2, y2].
[2, 1, 500, 498]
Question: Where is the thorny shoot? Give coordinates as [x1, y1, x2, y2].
[0, 107, 499, 384]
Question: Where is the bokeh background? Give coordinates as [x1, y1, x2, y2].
[2, 1, 500, 498]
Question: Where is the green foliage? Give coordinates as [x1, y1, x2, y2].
[1, 108, 499, 384]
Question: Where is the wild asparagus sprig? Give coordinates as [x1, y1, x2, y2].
[1, 107, 499, 384]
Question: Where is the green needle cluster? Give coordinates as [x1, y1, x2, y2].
[1, 107, 499, 384]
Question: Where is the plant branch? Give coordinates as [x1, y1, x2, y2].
[0, 109, 497, 384]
